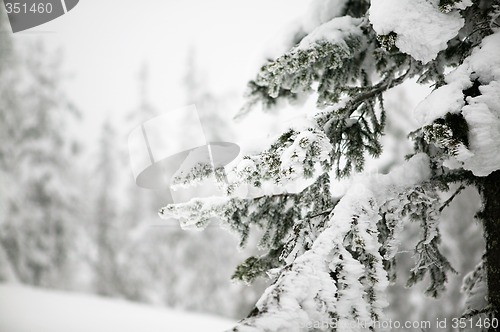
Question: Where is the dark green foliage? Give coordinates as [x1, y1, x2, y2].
[417, 61, 447, 88]
[463, 78, 482, 100]
[422, 112, 470, 157]
[377, 32, 398, 52]
[242, 80, 302, 111]
[443, 112, 470, 147]
[231, 174, 336, 282]
[171, 163, 226, 188]
[232, 249, 281, 283]
[315, 90, 386, 177]
[280, 174, 336, 260]
[234, 128, 332, 186]
[438, 0, 465, 12]
[342, 0, 370, 18]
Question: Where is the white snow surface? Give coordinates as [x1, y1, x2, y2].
[297, 16, 362, 50]
[462, 81, 500, 176]
[369, 0, 464, 63]
[0, 284, 234, 332]
[414, 31, 500, 176]
[414, 81, 469, 126]
[362, 153, 432, 197]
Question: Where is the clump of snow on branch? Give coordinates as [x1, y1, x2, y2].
[414, 31, 500, 176]
[414, 82, 468, 126]
[414, 31, 500, 125]
[369, 0, 465, 63]
[364, 153, 432, 196]
[460, 32, 500, 176]
[296, 16, 363, 50]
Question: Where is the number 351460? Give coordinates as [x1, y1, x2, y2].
[5, 2, 53, 14]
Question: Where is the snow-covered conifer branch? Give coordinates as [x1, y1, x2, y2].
[241, 17, 366, 113]
[233, 128, 333, 187]
[160, 174, 336, 282]
[230, 184, 387, 332]
[240, 11, 425, 177]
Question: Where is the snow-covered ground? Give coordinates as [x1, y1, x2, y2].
[0, 284, 234, 332]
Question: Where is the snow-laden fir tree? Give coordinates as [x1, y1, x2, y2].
[0, 17, 81, 288]
[0, 8, 19, 283]
[91, 120, 125, 296]
[159, 0, 500, 331]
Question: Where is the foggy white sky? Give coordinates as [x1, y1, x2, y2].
[9, 0, 308, 136]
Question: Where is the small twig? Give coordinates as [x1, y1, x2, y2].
[308, 209, 334, 219]
[439, 184, 466, 212]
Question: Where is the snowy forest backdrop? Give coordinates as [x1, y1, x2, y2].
[0, 2, 267, 320]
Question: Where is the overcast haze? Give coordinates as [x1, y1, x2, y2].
[8, 0, 307, 139]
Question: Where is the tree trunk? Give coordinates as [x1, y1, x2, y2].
[479, 170, 500, 329]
